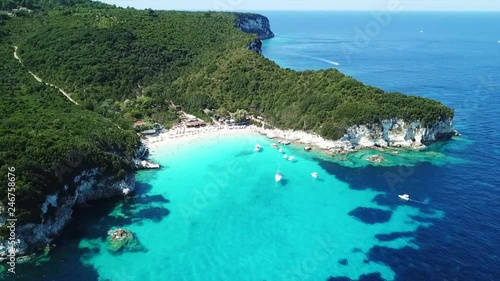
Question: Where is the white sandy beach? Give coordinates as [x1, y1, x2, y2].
[143, 125, 261, 154]
[142, 120, 429, 158]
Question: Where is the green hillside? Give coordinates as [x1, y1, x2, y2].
[0, 0, 453, 229]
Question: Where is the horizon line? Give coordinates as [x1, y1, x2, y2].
[112, 7, 500, 12]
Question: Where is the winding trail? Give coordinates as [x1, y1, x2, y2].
[13, 45, 79, 105]
[13, 45, 125, 131]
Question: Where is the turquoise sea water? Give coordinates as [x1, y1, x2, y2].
[80, 135, 446, 281]
[3, 11, 500, 281]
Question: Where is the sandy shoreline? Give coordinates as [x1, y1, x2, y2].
[143, 125, 261, 153]
[141, 124, 424, 160]
[142, 124, 358, 160]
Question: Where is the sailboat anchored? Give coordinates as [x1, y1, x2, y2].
[275, 171, 283, 183]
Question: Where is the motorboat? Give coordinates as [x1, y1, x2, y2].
[283, 154, 288, 159]
[398, 194, 410, 201]
[275, 172, 283, 183]
[271, 143, 279, 149]
[288, 156, 295, 161]
[311, 172, 318, 179]
[279, 148, 283, 153]
[254, 144, 261, 152]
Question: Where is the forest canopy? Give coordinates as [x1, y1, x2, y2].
[0, 0, 453, 225]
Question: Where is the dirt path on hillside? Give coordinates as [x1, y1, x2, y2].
[14, 45, 79, 105]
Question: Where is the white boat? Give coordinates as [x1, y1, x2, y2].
[275, 172, 282, 183]
[254, 144, 261, 152]
[311, 172, 318, 179]
[283, 154, 288, 159]
[288, 156, 295, 161]
[271, 143, 279, 149]
[279, 148, 283, 153]
[398, 194, 410, 201]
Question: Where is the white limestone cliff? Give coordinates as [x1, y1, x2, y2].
[0, 169, 135, 261]
[257, 118, 458, 153]
[236, 13, 275, 40]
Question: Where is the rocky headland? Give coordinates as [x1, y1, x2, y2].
[256, 118, 458, 154]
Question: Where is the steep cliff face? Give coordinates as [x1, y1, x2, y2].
[258, 118, 458, 152]
[246, 39, 262, 54]
[0, 168, 135, 261]
[342, 118, 458, 149]
[0, 144, 148, 260]
[236, 13, 274, 40]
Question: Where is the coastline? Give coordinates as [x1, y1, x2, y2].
[141, 124, 426, 158]
[143, 125, 260, 154]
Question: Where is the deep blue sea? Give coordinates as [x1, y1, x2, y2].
[2, 11, 500, 281]
[261, 11, 500, 280]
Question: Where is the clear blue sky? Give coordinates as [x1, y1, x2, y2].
[100, 0, 500, 11]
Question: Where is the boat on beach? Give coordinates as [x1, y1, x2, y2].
[275, 172, 282, 183]
[278, 140, 291, 145]
[398, 194, 410, 201]
[255, 144, 261, 152]
[311, 172, 318, 179]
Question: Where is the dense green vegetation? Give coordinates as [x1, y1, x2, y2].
[0, 41, 140, 226]
[0, 0, 453, 229]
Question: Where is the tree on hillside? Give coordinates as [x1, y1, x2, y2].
[232, 109, 248, 123]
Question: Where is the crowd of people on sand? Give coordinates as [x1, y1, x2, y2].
[143, 125, 254, 149]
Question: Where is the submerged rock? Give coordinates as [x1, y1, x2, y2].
[365, 154, 385, 163]
[348, 207, 392, 224]
[107, 228, 145, 254]
[338, 258, 348, 266]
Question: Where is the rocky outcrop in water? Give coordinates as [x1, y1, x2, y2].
[0, 168, 136, 261]
[107, 228, 145, 254]
[366, 154, 386, 163]
[236, 13, 274, 40]
[0, 143, 150, 260]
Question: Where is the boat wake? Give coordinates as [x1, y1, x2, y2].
[287, 52, 340, 66]
[399, 194, 427, 204]
[408, 199, 426, 204]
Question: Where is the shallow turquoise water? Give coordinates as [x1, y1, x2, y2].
[3, 11, 500, 281]
[78, 134, 443, 281]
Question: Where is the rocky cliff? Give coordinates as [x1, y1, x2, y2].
[246, 39, 263, 54]
[258, 118, 458, 153]
[236, 13, 275, 40]
[0, 145, 149, 261]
